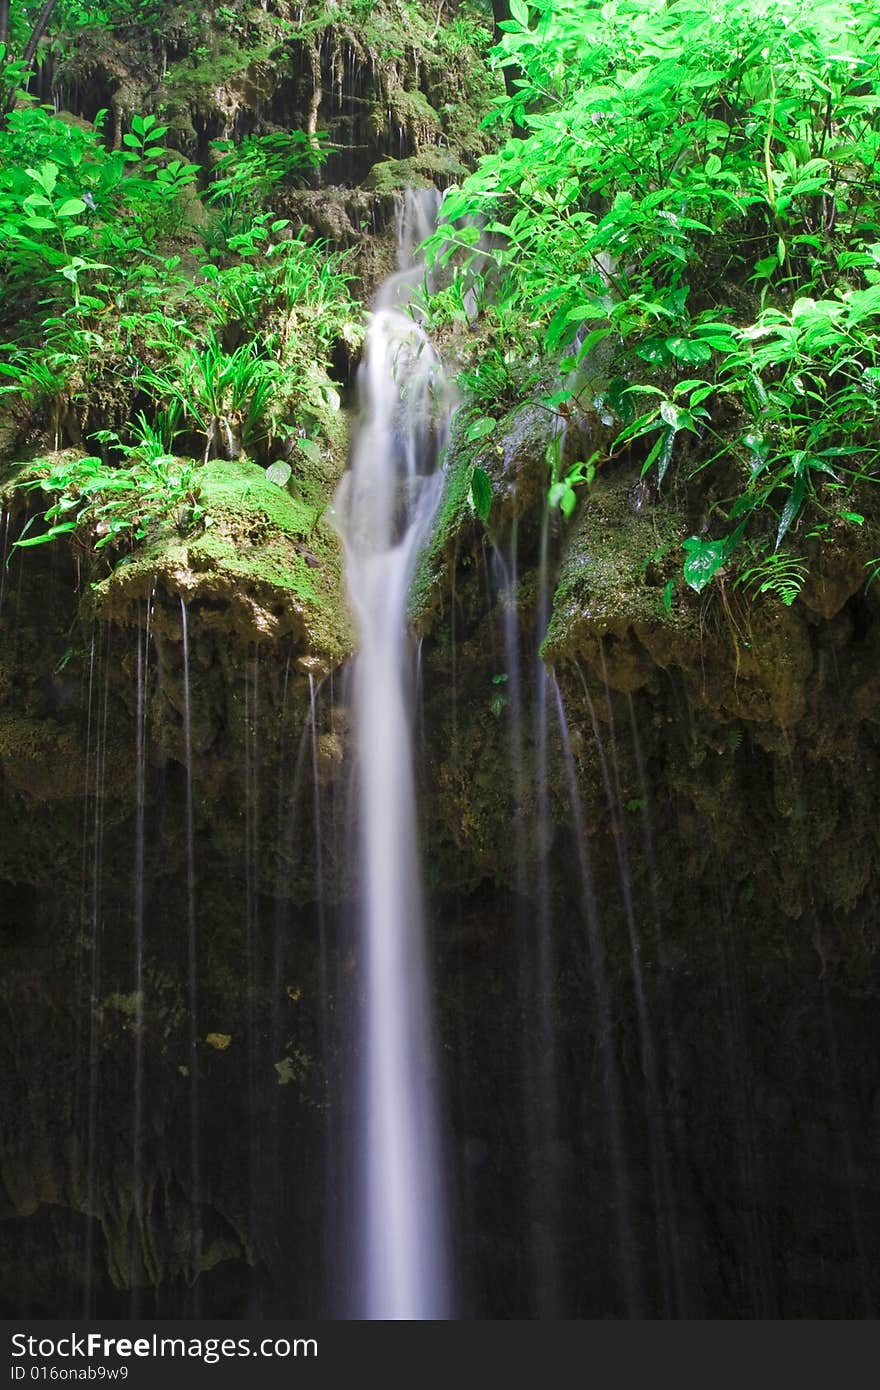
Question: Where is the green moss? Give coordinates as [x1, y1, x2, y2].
[0, 716, 86, 800]
[542, 472, 688, 676]
[93, 458, 353, 665]
[409, 426, 476, 627]
[158, 39, 273, 108]
[363, 148, 466, 193]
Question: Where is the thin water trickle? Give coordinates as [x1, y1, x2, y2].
[130, 593, 154, 1307]
[334, 188, 451, 1320]
[531, 503, 562, 1317]
[552, 678, 645, 1316]
[180, 597, 202, 1298]
[0, 509, 10, 619]
[308, 672, 334, 1258]
[242, 652, 262, 1304]
[626, 691, 692, 1313]
[83, 630, 111, 1315]
[577, 656, 678, 1315]
[492, 510, 563, 1316]
[71, 631, 97, 1312]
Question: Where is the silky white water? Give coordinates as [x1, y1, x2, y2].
[334, 189, 451, 1320]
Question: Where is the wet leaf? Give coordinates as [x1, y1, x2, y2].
[776, 475, 806, 550]
[682, 535, 726, 592]
[296, 438, 322, 464]
[467, 416, 496, 442]
[266, 461, 292, 487]
[470, 466, 492, 521]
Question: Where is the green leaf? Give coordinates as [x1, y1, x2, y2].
[26, 162, 58, 195]
[559, 486, 577, 518]
[775, 476, 806, 550]
[665, 337, 712, 363]
[15, 521, 77, 547]
[467, 416, 496, 442]
[655, 426, 676, 487]
[470, 466, 492, 522]
[682, 535, 726, 593]
[295, 438, 322, 464]
[565, 301, 609, 323]
[56, 199, 86, 218]
[266, 461, 292, 487]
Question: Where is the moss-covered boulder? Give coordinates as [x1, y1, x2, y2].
[93, 457, 353, 668]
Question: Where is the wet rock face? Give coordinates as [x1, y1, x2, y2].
[48, 2, 499, 182]
[407, 429, 880, 1315]
[2, 428, 880, 1316]
[0, 477, 357, 1314]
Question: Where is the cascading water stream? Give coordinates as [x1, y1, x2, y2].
[334, 188, 451, 1320]
[576, 656, 680, 1314]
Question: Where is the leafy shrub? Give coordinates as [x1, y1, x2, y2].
[12, 450, 205, 555]
[426, 0, 880, 593]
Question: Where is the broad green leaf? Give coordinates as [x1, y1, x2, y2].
[565, 301, 609, 323]
[266, 461, 292, 487]
[56, 199, 86, 218]
[467, 417, 496, 442]
[666, 337, 712, 363]
[15, 521, 76, 547]
[26, 162, 57, 195]
[682, 535, 727, 592]
[642, 424, 674, 482]
[559, 486, 577, 518]
[471, 467, 492, 521]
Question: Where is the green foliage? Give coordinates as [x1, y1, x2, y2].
[470, 465, 492, 521]
[546, 431, 598, 517]
[207, 130, 329, 236]
[0, 90, 360, 563]
[734, 550, 810, 605]
[682, 533, 735, 593]
[12, 450, 205, 555]
[489, 671, 508, 718]
[139, 335, 290, 463]
[426, 0, 880, 594]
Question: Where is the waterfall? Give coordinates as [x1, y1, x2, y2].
[334, 188, 451, 1320]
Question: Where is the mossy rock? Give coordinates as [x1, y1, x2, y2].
[362, 149, 466, 194]
[0, 716, 86, 801]
[92, 458, 353, 668]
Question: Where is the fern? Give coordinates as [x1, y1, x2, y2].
[734, 552, 809, 607]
